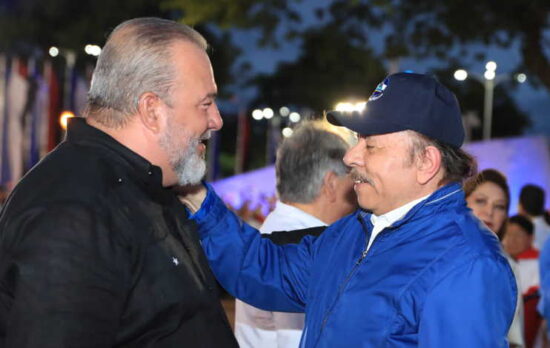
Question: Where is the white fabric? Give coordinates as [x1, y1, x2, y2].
[368, 195, 429, 251]
[506, 255, 525, 348]
[235, 201, 326, 348]
[533, 216, 550, 251]
[518, 258, 540, 295]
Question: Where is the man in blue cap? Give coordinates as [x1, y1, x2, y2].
[181, 73, 517, 347]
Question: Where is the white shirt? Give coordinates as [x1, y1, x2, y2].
[235, 201, 326, 348]
[367, 195, 429, 251]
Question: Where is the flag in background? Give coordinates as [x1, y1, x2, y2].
[0, 57, 29, 189]
[27, 58, 50, 169]
[47, 59, 60, 151]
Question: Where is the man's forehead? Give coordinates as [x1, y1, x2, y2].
[355, 133, 389, 140]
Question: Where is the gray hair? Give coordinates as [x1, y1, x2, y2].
[406, 130, 477, 185]
[276, 121, 350, 204]
[85, 17, 207, 128]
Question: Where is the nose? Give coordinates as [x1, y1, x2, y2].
[481, 205, 493, 218]
[208, 103, 223, 131]
[343, 138, 365, 168]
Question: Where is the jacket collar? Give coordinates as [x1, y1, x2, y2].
[357, 183, 464, 230]
[65, 117, 171, 202]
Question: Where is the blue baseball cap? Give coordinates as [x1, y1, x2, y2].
[327, 72, 465, 148]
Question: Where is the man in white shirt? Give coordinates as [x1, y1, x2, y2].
[234, 121, 357, 348]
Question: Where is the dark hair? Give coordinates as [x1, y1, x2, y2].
[409, 131, 477, 184]
[519, 184, 545, 216]
[463, 169, 510, 239]
[508, 214, 534, 236]
[464, 169, 511, 212]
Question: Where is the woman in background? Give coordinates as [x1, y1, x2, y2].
[464, 168, 524, 348]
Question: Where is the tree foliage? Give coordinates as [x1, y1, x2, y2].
[0, 0, 241, 96]
[0, 0, 163, 52]
[434, 65, 530, 140]
[163, 0, 547, 138]
[252, 24, 387, 113]
[331, 0, 550, 90]
[160, 0, 302, 46]
[165, 0, 550, 90]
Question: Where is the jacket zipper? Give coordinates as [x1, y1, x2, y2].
[315, 224, 394, 346]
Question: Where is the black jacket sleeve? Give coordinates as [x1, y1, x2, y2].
[1, 204, 130, 348]
[261, 226, 326, 245]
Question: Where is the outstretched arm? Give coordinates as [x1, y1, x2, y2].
[179, 183, 316, 313]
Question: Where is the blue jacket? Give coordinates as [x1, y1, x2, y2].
[538, 237, 550, 332]
[192, 183, 517, 347]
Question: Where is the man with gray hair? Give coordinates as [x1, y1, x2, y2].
[0, 18, 238, 347]
[235, 121, 356, 347]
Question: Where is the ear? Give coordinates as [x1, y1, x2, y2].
[322, 171, 338, 202]
[136, 92, 164, 134]
[416, 145, 442, 185]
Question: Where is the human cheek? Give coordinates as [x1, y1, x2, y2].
[492, 211, 507, 231]
[468, 204, 483, 221]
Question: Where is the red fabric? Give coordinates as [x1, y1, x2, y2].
[523, 288, 543, 348]
[517, 247, 540, 260]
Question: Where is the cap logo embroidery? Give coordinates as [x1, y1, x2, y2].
[368, 78, 389, 101]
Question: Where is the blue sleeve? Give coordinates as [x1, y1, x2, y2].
[190, 184, 315, 312]
[418, 256, 517, 347]
[538, 239, 550, 324]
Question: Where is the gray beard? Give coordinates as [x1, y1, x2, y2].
[172, 136, 206, 185]
[159, 127, 207, 186]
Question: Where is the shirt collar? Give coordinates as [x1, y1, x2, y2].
[274, 201, 327, 226]
[370, 194, 430, 229]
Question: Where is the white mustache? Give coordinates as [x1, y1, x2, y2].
[199, 131, 211, 141]
[349, 170, 373, 185]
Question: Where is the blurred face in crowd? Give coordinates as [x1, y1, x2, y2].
[333, 173, 358, 218]
[502, 222, 533, 258]
[158, 40, 222, 186]
[344, 132, 421, 215]
[466, 182, 508, 233]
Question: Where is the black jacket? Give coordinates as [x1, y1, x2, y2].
[0, 118, 238, 347]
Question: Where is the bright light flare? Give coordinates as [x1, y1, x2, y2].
[49, 46, 59, 57]
[59, 111, 75, 130]
[279, 106, 290, 117]
[263, 107, 274, 119]
[516, 73, 527, 83]
[335, 101, 367, 113]
[85, 44, 102, 56]
[484, 70, 496, 80]
[485, 61, 497, 72]
[252, 109, 263, 120]
[282, 127, 293, 137]
[454, 69, 468, 81]
[289, 112, 301, 123]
